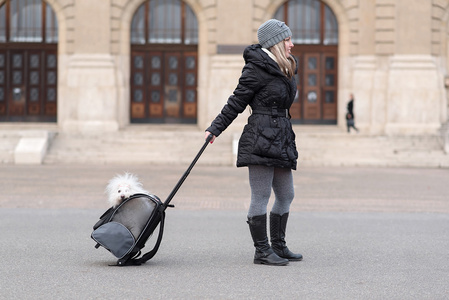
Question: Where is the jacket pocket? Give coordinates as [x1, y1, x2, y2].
[253, 127, 282, 158]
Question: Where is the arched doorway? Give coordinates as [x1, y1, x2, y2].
[0, 0, 58, 122]
[275, 0, 338, 124]
[130, 0, 198, 124]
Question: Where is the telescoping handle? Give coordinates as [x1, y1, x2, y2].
[163, 134, 214, 209]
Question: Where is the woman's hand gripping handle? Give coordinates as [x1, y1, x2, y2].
[205, 131, 216, 144]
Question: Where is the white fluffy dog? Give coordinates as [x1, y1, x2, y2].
[105, 173, 150, 208]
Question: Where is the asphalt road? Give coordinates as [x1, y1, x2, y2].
[0, 164, 448, 299]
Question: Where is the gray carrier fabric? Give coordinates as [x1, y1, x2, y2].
[111, 197, 156, 239]
[92, 222, 135, 259]
[92, 196, 157, 259]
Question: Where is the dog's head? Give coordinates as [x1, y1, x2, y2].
[117, 183, 132, 201]
[105, 173, 146, 207]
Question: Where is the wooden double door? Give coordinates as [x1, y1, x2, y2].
[130, 47, 198, 123]
[0, 47, 57, 122]
[290, 46, 338, 124]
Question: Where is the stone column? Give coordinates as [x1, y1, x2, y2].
[202, 0, 253, 131]
[385, 55, 443, 135]
[384, 0, 443, 135]
[58, 0, 119, 133]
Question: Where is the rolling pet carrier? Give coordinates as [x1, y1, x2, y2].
[91, 134, 213, 266]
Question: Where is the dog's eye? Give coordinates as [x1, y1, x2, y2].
[118, 190, 121, 193]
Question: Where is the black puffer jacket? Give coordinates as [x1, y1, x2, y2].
[206, 44, 298, 170]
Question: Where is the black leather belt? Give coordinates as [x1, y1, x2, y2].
[252, 107, 289, 118]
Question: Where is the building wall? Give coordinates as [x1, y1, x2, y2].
[44, 0, 449, 135]
[346, 0, 448, 135]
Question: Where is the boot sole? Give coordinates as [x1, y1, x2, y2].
[286, 257, 303, 261]
[254, 259, 289, 266]
[274, 251, 303, 261]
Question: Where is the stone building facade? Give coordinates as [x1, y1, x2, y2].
[1, 0, 449, 139]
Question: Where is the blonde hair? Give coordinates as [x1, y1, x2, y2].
[269, 40, 296, 79]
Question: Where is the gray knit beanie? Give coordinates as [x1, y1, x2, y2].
[257, 19, 292, 49]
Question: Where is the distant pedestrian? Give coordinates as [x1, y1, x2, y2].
[204, 19, 302, 266]
[346, 93, 359, 133]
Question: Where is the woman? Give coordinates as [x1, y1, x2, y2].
[346, 93, 359, 133]
[205, 19, 302, 266]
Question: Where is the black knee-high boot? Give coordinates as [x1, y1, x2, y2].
[247, 214, 289, 266]
[270, 212, 303, 261]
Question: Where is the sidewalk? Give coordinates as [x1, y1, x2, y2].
[1, 164, 448, 299]
[2, 164, 448, 213]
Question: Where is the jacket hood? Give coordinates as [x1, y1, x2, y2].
[243, 44, 285, 77]
[243, 44, 298, 77]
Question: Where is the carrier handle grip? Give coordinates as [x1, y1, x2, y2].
[205, 133, 213, 144]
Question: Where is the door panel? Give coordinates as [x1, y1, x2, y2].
[27, 51, 42, 116]
[0, 51, 6, 115]
[131, 52, 146, 119]
[44, 52, 57, 116]
[303, 53, 321, 120]
[9, 51, 26, 116]
[148, 52, 164, 118]
[322, 53, 337, 120]
[164, 53, 181, 118]
[183, 53, 197, 118]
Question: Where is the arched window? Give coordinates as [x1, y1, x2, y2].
[131, 0, 198, 45]
[130, 0, 198, 124]
[274, 0, 338, 45]
[274, 0, 338, 124]
[0, 0, 58, 122]
[0, 0, 58, 43]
